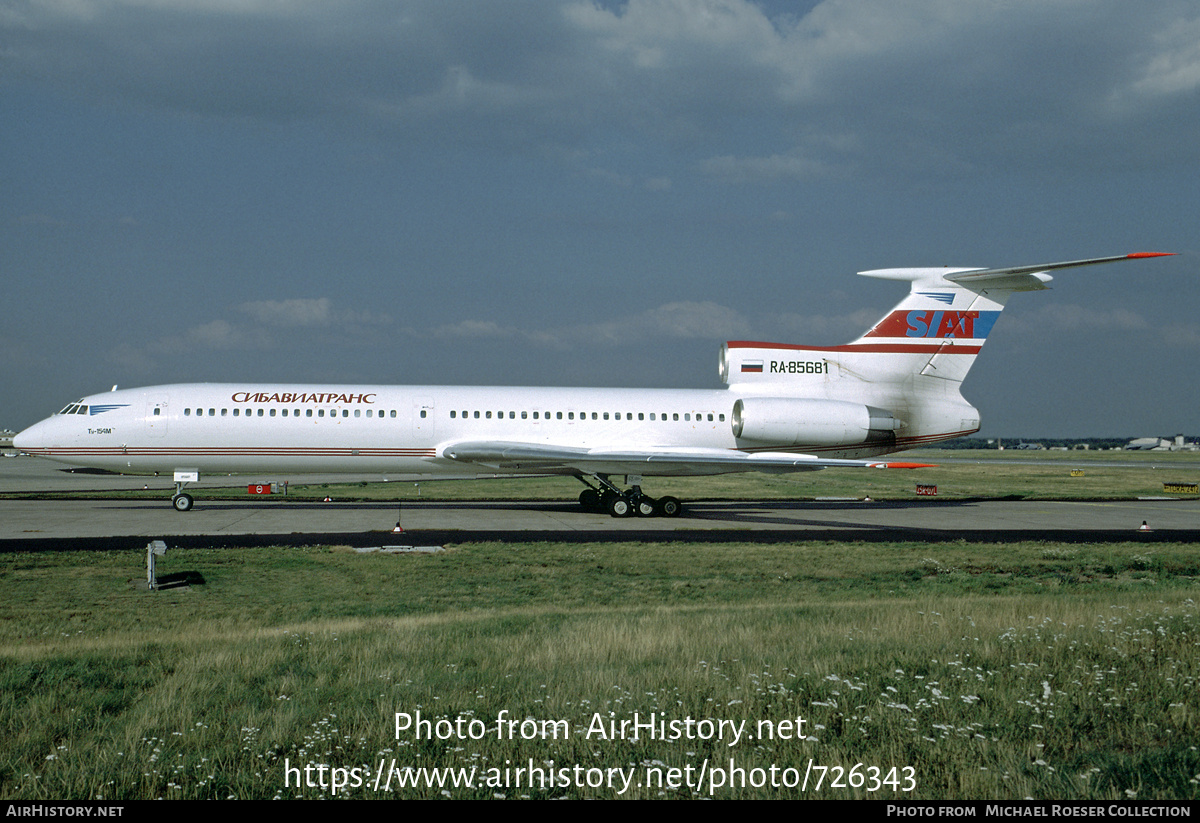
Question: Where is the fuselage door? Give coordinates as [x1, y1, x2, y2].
[146, 396, 169, 438]
[413, 397, 435, 440]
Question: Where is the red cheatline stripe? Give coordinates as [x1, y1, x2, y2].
[726, 341, 982, 354]
[23, 447, 436, 457]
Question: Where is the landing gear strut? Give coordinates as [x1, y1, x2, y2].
[576, 475, 683, 518]
[171, 470, 199, 512]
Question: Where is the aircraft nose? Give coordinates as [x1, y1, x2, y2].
[13, 420, 50, 453]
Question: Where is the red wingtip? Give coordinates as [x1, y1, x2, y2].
[878, 462, 938, 469]
[1126, 252, 1176, 259]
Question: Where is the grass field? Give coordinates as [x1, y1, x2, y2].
[2, 537, 1198, 800]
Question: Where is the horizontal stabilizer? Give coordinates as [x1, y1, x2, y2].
[943, 252, 1175, 283]
[858, 252, 1175, 290]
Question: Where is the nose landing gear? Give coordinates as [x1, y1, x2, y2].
[171, 470, 199, 512]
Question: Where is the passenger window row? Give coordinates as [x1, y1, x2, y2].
[175, 407, 726, 423]
[449, 410, 724, 422]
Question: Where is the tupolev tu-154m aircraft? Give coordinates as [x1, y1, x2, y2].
[15, 252, 1173, 516]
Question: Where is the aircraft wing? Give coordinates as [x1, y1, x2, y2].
[441, 440, 933, 476]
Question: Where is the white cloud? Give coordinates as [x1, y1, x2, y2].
[1012, 304, 1150, 335]
[183, 319, 245, 349]
[110, 297, 391, 372]
[428, 301, 750, 348]
[1115, 11, 1200, 101]
[566, 0, 785, 71]
[1159, 321, 1200, 348]
[546, 301, 750, 347]
[432, 320, 518, 340]
[105, 342, 159, 375]
[1000, 301, 1200, 352]
[769, 308, 885, 344]
[238, 297, 333, 327]
[701, 151, 829, 182]
[9, 0, 1198, 175]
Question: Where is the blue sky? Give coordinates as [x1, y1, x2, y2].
[3, 0, 1197, 437]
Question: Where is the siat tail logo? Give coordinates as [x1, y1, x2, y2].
[866, 310, 1001, 340]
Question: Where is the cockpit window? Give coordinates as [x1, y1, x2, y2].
[57, 401, 89, 415]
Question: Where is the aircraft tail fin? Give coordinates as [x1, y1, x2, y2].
[721, 252, 1173, 390]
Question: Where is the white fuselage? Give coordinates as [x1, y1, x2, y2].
[17, 383, 754, 479]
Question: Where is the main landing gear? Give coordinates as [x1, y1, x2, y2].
[577, 475, 683, 518]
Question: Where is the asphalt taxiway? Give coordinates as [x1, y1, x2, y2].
[2, 457, 1197, 550]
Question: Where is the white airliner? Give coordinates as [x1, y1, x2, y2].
[14, 252, 1172, 516]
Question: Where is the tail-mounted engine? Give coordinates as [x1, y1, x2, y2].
[731, 397, 902, 448]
